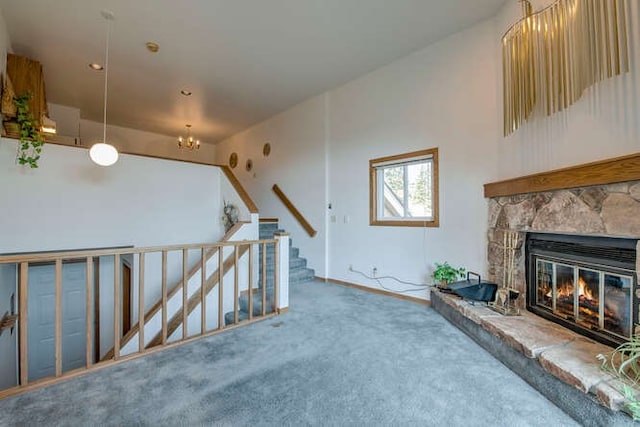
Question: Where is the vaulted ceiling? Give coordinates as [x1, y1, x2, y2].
[0, 0, 506, 144]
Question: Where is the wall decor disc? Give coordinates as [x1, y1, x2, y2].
[229, 152, 238, 169]
[245, 159, 253, 172]
[263, 142, 271, 157]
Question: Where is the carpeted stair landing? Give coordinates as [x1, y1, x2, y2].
[224, 220, 314, 324]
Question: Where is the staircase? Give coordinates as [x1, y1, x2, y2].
[224, 220, 314, 325]
[259, 221, 315, 285]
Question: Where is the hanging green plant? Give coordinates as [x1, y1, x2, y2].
[14, 93, 44, 168]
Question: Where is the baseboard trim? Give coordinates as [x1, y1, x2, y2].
[277, 307, 289, 314]
[316, 276, 431, 306]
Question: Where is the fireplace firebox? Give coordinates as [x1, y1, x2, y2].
[526, 233, 638, 348]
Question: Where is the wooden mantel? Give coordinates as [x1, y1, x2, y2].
[484, 153, 640, 198]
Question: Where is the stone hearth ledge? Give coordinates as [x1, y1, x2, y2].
[431, 290, 634, 424]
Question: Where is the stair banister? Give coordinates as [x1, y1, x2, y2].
[272, 184, 317, 237]
[0, 236, 282, 400]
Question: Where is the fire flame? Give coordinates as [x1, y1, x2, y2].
[545, 277, 595, 300]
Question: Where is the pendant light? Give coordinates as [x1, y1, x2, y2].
[89, 10, 119, 166]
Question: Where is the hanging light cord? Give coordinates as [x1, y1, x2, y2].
[102, 13, 112, 145]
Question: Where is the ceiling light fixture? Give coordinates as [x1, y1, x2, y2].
[88, 63, 104, 71]
[89, 10, 119, 167]
[177, 124, 200, 151]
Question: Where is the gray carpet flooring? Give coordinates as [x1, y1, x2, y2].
[0, 280, 578, 426]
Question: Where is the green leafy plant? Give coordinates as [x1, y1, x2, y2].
[433, 262, 465, 286]
[14, 93, 44, 168]
[597, 335, 640, 420]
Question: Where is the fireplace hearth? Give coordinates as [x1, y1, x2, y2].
[526, 232, 638, 347]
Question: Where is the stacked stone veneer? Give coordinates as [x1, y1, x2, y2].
[487, 181, 640, 310]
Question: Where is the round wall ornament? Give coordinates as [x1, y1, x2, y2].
[229, 152, 238, 168]
[245, 159, 253, 172]
[263, 143, 271, 157]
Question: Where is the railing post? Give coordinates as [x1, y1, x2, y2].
[19, 262, 28, 385]
[86, 257, 94, 368]
[138, 253, 145, 353]
[274, 233, 289, 312]
[55, 259, 63, 376]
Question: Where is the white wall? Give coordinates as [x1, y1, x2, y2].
[0, 139, 224, 252]
[327, 20, 499, 297]
[216, 19, 501, 299]
[494, 0, 640, 179]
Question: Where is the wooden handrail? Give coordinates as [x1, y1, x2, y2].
[145, 244, 250, 348]
[0, 237, 271, 264]
[3, 233, 283, 399]
[101, 221, 249, 360]
[272, 184, 317, 237]
[220, 166, 259, 213]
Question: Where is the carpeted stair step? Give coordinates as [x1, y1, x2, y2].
[289, 257, 307, 269]
[260, 256, 307, 272]
[224, 291, 276, 325]
[223, 310, 249, 325]
[259, 228, 284, 239]
[239, 290, 275, 315]
[290, 267, 315, 284]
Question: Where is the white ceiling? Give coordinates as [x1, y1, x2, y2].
[0, 0, 505, 144]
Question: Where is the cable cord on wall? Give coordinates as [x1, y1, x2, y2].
[350, 267, 431, 294]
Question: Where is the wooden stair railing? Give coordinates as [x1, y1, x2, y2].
[101, 222, 248, 361]
[272, 184, 317, 237]
[145, 245, 251, 348]
[0, 235, 286, 400]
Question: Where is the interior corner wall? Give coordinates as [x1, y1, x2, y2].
[216, 18, 501, 299]
[215, 95, 328, 277]
[495, 0, 640, 180]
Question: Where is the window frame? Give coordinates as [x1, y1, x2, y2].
[369, 147, 439, 227]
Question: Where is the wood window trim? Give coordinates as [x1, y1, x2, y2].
[369, 147, 439, 228]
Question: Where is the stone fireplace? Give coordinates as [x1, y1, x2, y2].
[486, 162, 640, 346]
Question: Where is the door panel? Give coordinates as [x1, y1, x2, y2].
[27, 263, 87, 381]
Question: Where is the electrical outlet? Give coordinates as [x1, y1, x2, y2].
[372, 267, 378, 277]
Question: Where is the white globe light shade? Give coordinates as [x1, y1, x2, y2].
[89, 143, 119, 166]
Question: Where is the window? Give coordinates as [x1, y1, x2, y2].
[369, 148, 438, 227]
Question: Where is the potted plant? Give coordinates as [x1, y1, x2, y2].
[14, 93, 44, 168]
[433, 262, 465, 289]
[597, 336, 640, 420]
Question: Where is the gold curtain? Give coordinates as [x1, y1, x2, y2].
[503, 0, 630, 136]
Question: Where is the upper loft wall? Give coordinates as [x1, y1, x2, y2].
[495, 0, 640, 180]
[47, 103, 217, 164]
[79, 118, 217, 164]
[0, 139, 224, 253]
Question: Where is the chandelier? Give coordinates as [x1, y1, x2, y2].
[502, 0, 630, 136]
[177, 124, 200, 150]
